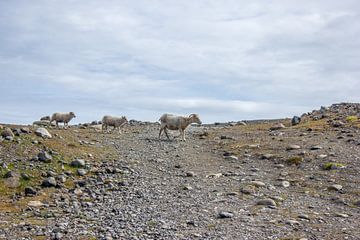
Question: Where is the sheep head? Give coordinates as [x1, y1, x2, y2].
[188, 114, 202, 125]
[70, 112, 76, 118]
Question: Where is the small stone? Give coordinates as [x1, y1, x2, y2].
[250, 181, 266, 187]
[185, 171, 195, 177]
[328, 184, 343, 191]
[41, 177, 57, 187]
[318, 154, 327, 159]
[281, 181, 290, 188]
[335, 213, 349, 218]
[25, 187, 37, 196]
[310, 145, 322, 150]
[35, 127, 52, 138]
[77, 169, 87, 176]
[260, 153, 274, 160]
[286, 145, 301, 150]
[28, 200, 44, 207]
[225, 155, 238, 161]
[285, 219, 300, 225]
[37, 151, 52, 163]
[256, 199, 277, 207]
[270, 123, 286, 130]
[183, 185, 193, 190]
[54, 232, 63, 240]
[241, 185, 256, 195]
[218, 211, 234, 218]
[1, 127, 14, 138]
[20, 127, 30, 134]
[70, 159, 86, 168]
[298, 214, 310, 220]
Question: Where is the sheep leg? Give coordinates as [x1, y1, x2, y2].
[164, 128, 170, 140]
[159, 127, 164, 139]
[180, 129, 186, 141]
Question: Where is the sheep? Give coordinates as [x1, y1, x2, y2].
[159, 113, 202, 141]
[102, 115, 128, 133]
[50, 112, 76, 128]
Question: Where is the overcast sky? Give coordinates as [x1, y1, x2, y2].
[0, 1, 359, 124]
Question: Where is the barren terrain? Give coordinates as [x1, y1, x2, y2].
[0, 103, 359, 240]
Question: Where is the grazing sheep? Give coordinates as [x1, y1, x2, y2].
[102, 115, 128, 132]
[159, 113, 202, 141]
[50, 112, 76, 128]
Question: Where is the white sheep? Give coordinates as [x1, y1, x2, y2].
[50, 112, 76, 128]
[159, 113, 202, 141]
[102, 115, 128, 133]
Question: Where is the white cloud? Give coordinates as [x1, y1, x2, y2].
[0, 1, 359, 124]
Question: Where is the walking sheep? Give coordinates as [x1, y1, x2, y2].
[102, 115, 128, 133]
[50, 112, 76, 128]
[159, 113, 202, 141]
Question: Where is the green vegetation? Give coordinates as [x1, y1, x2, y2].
[287, 156, 303, 165]
[322, 162, 345, 170]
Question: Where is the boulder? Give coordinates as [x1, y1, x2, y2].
[35, 127, 52, 138]
[1, 127, 14, 139]
[291, 116, 301, 126]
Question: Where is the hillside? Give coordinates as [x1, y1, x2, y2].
[0, 103, 359, 240]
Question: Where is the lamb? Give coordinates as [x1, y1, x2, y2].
[50, 112, 76, 128]
[159, 113, 202, 141]
[102, 115, 128, 132]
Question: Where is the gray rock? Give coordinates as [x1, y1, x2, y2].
[218, 211, 234, 218]
[1, 127, 14, 139]
[41, 177, 57, 187]
[25, 187, 37, 196]
[250, 181, 266, 187]
[70, 159, 86, 168]
[281, 181, 290, 188]
[256, 199, 277, 207]
[286, 144, 301, 150]
[40, 116, 50, 121]
[4, 171, 19, 178]
[20, 127, 31, 133]
[225, 155, 238, 161]
[260, 153, 274, 160]
[33, 120, 51, 127]
[310, 145, 322, 150]
[38, 151, 52, 163]
[270, 123, 286, 130]
[185, 171, 195, 177]
[35, 127, 52, 138]
[77, 169, 87, 176]
[328, 184, 343, 191]
[291, 116, 301, 126]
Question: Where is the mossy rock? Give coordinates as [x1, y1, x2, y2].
[287, 156, 303, 165]
[322, 162, 345, 170]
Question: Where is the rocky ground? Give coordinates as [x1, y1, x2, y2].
[0, 103, 360, 240]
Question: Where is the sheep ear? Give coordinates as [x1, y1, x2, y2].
[189, 114, 194, 118]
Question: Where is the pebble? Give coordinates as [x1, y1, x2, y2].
[28, 201, 44, 207]
[250, 181, 266, 187]
[286, 144, 301, 150]
[38, 151, 52, 162]
[281, 181, 290, 188]
[70, 159, 86, 168]
[335, 213, 349, 218]
[310, 145, 322, 150]
[77, 169, 87, 176]
[42, 177, 57, 187]
[225, 155, 238, 161]
[218, 211, 234, 218]
[328, 184, 343, 191]
[256, 199, 277, 207]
